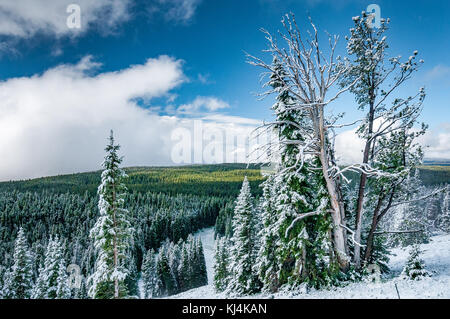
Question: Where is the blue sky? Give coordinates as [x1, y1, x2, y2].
[0, 0, 449, 180]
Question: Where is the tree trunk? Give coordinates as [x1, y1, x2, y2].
[317, 108, 349, 271]
[113, 182, 119, 299]
[364, 188, 395, 264]
[354, 81, 376, 268]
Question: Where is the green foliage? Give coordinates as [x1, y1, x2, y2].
[3, 228, 34, 299]
[0, 164, 265, 198]
[214, 202, 235, 239]
[228, 177, 261, 295]
[213, 237, 230, 292]
[145, 235, 208, 298]
[365, 235, 391, 274]
[402, 244, 430, 280]
[88, 131, 134, 299]
[32, 237, 68, 299]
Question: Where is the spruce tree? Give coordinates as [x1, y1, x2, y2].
[401, 244, 430, 280]
[256, 57, 335, 291]
[141, 249, 157, 299]
[178, 243, 191, 292]
[55, 259, 71, 299]
[439, 186, 450, 232]
[256, 175, 280, 292]
[6, 227, 34, 299]
[155, 245, 177, 297]
[213, 237, 230, 292]
[32, 237, 67, 299]
[228, 177, 260, 295]
[195, 238, 208, 287]
[88, 131, 134, 299]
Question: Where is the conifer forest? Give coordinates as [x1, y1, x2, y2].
[0, 1, 449, 301]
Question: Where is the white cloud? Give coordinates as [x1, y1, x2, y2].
[424, 64, 450, 83]
[178, 96, 230, 113]
[335, 123, 450, 165]
[0, 56, 266, 181]
[419, 125, 450, 159]
[0, 55, 184, 180]
[0, 0, 130, 38]
[335, 127, 365, 165]
[155, 0, 202, 23]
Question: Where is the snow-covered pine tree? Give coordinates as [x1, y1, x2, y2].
[401, 244, 430, 280]
[5, 227, 34, 299]
[141, 249, 157, 299]
[255, 57, 338, 291]
[0, 265, 7, 298]
[55, 259, 70, 299]
[178, 241, 190, 293]
[88, 130, 134, 299]
[194, 238, 208, 287]
[32, 237, 67, 299]
[31, 265, 47, 299]
[228, 177, 260, 295]
[439, 185, 450, 232]
[154, 244, 177, 297]
[168, 241, 182, 289]
[213, 237, 230, 292]
[255, 175, 280, 292]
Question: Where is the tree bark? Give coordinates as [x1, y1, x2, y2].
[364, 187, 395, 264]
[354, 72, 376, 268]
[113, 180, 119, 299]
[317, 108, 349, 271]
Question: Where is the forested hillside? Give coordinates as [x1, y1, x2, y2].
[0, 164, 264, 197]
[0, 164, 446, 196]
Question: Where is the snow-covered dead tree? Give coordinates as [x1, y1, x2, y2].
[247, 13, 359, 270]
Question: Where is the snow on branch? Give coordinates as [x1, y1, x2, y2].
[340, 224, 366, 248]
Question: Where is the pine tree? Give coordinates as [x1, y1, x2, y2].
[401, 244, 430, 280]
[141, 249, 157, 299]
[154, 244, 177, 297]
[31, 265, 47, 299]
[256, 57, 336, 291]
[0, 265, 7, 298]
[178, 242, 191, 292]
[256, 175, 280, 292]
[55, 259, 71, 299]
[195, 238, 208, 287]
[439, 185, 450, 232]
[88, 130, 134, 299]
[228, 177, 260, 295]
[168, 241, 182, 289]
[213, 237, 230, 292]
[5, 227, 34, 299]
[32, 237, 67, 299]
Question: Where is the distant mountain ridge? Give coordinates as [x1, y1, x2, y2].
[424, 158, 450, 166]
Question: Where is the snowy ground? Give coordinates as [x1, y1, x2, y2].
[170, 232, 450, 299]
